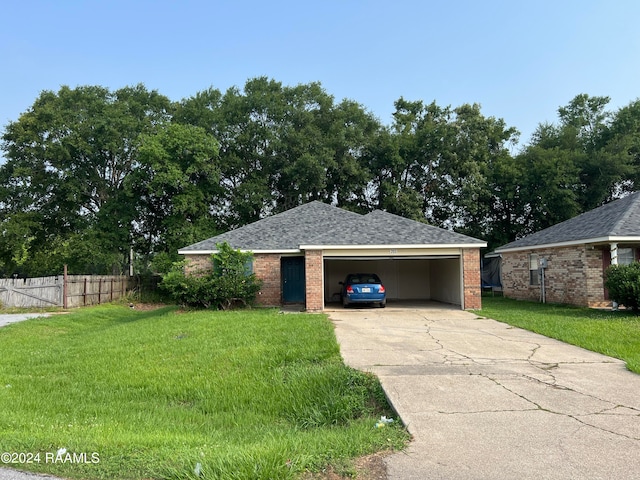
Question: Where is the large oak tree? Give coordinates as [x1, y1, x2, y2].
[3, 81, 640, 275]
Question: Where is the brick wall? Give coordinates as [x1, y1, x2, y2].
[501, 245, 609, 308]
[500, 250, 533, 301]
[304, 250, 324, 311]
[585, 247, 609, 308]
[184, 254, 213, 275]
[185, 253, 283, 307]
[462, 248, 482, 310]
[253, 253, 282, 307]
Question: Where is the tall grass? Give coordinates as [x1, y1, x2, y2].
[475, 297, 640, 373]
[0, 305, 408, 479]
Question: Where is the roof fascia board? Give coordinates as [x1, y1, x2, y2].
[495, 236, 640, 253]
[300, 243, 486, 250]
[180, 243, 488, 256]
[178, 248, 301, 255]
[608, 236, 640, 243]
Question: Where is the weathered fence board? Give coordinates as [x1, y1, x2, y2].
[0, 275, 130, 308]
[0, 276, 62, 308]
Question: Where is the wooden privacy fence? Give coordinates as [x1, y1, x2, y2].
[0, 273, 130, 308]
[65, 275, 129, 308]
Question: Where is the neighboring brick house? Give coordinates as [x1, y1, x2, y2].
[178, 201, 486, 311]
[494, 192, 640, 308]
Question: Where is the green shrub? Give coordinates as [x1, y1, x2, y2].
[605, 262, 640, 311]
[160, 242, 262, 309]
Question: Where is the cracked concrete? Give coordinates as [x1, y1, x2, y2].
[328, 303, 640, 479]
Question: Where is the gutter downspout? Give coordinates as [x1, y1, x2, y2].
[539, 257, 548, 303]
[611, 243, 618, 311]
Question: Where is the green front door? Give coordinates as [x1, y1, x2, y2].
[282, 257, 305, 303]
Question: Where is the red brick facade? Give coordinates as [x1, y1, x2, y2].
[253, 253, 282, 307]
[500, 245, 610, 308]
[463, 248, 482, 310]
[184, 254, 212, 275]
[186, 248, 484, 311]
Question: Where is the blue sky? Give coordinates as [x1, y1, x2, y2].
[1, 0, 639, 150]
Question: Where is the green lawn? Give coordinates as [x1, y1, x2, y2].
[475, 297, 640, 373]
[0, 305, 408, 479]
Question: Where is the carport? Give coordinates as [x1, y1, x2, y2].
[323, 248, 463, 307]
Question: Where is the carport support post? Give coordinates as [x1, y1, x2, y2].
[304, 249, 324, 311]
[462, 248, 482, 310]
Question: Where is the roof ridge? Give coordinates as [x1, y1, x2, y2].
[610, 191, 640, 234]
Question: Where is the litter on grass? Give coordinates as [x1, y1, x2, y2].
[375, 416, 394, 428]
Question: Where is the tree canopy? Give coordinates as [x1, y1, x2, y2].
[2, 78, 639, 276]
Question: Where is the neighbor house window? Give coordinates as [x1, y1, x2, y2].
[529, 254, 539, 286]
[617, 248, 635, 265]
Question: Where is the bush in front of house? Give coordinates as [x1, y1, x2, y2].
[604, 262, 640, 311]
[160, 242, 262, 309]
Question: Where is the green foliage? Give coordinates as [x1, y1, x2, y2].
[160, 242, 262, 309]
[148, 251, 177, 275]
[0, 84, 172, 276]
[5, 81, 640, 274]
[175, 77, 381, 226]
[131, 122, 221, 256]
[605, 263, 640, 311]
[158, 261, 207, 306]
[0, 305, 408, 479]
[516, 141, 581, 234]
[363, 99, 521, 240]
[514, 94, 633, 240]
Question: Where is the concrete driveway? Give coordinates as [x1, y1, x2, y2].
[0, 314, 49, 328]
[328, 303, 640, 480]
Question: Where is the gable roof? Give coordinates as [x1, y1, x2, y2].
[495, 191, 640, 253]
[178, 201, 485, 254]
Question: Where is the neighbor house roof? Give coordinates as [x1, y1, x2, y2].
[178, 201, 485, 254]
[495, 191, 640, 253]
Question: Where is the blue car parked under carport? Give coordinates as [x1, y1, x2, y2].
[340, 273, 386, 308]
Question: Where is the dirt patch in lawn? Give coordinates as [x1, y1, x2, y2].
[128, 302, 170, 311]
[303, 452, 390, 480]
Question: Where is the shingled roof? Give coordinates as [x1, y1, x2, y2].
[178, 201, 485, 253]
[495, 191, 640, 252]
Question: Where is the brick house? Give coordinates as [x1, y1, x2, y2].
[178, 201, 486, 311]
[494, 192, 640, 308]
